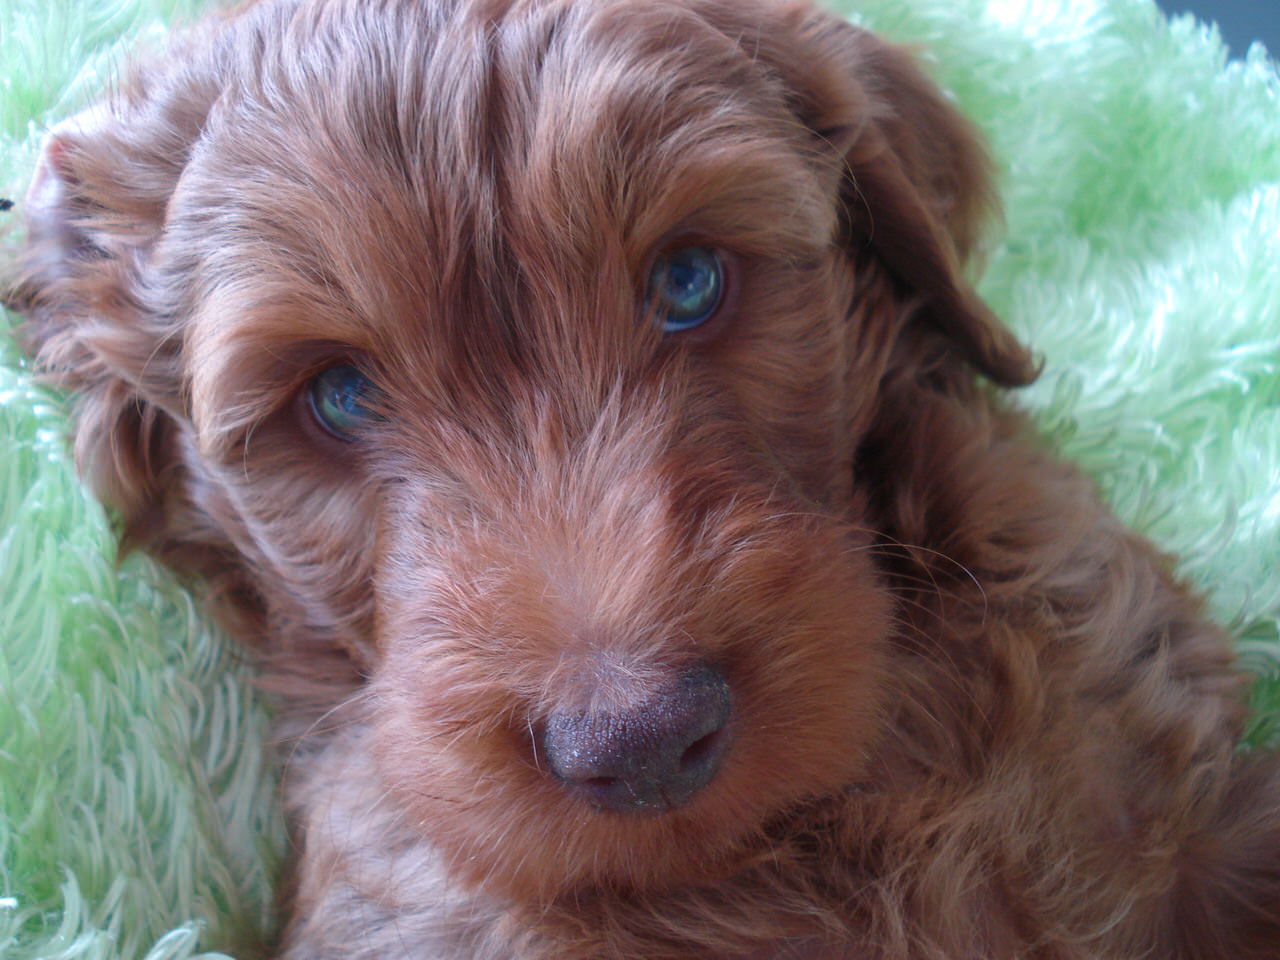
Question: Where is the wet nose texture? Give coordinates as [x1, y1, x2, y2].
[542, 663, 732, 814]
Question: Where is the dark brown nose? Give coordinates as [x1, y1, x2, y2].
[542, 663, 732, 814]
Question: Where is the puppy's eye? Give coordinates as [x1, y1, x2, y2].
[646, 246, 724, 333]
[308, 364, 378, 439]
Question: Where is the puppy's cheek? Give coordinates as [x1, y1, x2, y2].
[710, 535, 892, 804]
[179, 430, 383, 655]
[365, 515, 892, 901]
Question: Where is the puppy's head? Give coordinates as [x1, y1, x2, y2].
[10, 0, 1033, 901]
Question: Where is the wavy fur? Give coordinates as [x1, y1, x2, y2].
[6, 0, 1280, 957]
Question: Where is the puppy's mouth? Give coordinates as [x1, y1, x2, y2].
[539, 662, 733, 815]
[369, 441, 892, 899]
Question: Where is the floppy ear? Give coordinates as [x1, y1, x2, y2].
[7, 38, 222, 545]
[730, 2, 1038, 388]
[841, 42, 1038, 388]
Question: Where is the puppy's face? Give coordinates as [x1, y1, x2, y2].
[15, 0, 1031, 900]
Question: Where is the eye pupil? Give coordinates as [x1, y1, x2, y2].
[648, 246, 723, 333]
[310, 364, 376, 438]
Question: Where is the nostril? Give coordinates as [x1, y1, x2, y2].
[678, 728, 724, 775]
[540, 662, 732, 814]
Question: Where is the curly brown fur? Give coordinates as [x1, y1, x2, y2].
[8, 0, 1280, 957]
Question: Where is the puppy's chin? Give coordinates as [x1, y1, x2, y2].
[365, 499, 892, 902]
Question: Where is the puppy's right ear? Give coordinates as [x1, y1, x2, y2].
[8, 39, 222, 544]
[21, 108, 111, 289]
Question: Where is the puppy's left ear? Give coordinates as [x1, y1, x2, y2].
[742, 3, 1038, 387]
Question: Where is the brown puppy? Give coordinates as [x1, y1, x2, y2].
[10, 0, 1280, 956]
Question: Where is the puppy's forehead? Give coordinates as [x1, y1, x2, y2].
[176, 0, 833, 363]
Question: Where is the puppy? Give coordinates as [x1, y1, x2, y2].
[10, 0, 1280, 956]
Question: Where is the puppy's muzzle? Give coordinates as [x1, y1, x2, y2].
[542, 663, 732, 814]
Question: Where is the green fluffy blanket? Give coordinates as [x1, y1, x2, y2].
[2, 0, 1277, 957]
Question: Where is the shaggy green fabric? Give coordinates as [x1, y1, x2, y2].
[2, 7, 282, 958]
[1, 0, 1277, 957]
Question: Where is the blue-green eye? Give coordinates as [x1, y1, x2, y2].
[309, 364, 377, 439]
[647, 246, 724, 333]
